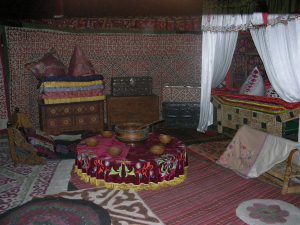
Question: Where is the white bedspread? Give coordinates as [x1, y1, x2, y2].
[217, 125, 300, 178]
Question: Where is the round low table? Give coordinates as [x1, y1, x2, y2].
[75, 133, 188, 191]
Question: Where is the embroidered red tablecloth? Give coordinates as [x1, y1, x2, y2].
[75, 133, 188, 190]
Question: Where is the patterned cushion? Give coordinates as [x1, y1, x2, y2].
[68, 46, 95, 76]
[25, 48, 66, 81]
[239, 67, 264, 96]
[26, 129, 56, 158]
[264, 79, 280, 98]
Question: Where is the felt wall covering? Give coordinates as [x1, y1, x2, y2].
[5, 26, 201, 127]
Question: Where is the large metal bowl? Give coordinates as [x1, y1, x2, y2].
[115, 122, 149, 143]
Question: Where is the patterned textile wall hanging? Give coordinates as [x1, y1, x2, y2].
[203, 0, 259, 14]
[24, 17, 202, 32]
[0, 37, 9, 121]
[5, 26, 201, 127]
[229, 31, 265, 89]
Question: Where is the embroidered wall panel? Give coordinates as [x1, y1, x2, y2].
[0, 46, 9, 120]
[5, 27, 201, 127]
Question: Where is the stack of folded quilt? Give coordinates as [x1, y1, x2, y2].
[39, 74, 105, 104]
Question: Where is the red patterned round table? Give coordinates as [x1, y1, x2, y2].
[75, 133, 188, 191]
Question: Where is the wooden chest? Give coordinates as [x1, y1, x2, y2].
[39, 101, 104, 135]
[162, 102, 200, 128]
[106, 95, 159, 129]
[111, 76, 152, 97]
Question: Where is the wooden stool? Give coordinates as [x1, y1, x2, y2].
[263, 149, 300, 194]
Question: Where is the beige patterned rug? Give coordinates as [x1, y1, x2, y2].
[188, 139, 231, 162]
[51, 187, 164, 225]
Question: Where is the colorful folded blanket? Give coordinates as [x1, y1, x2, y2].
[212, 88, 300, 110]
[40, 84, 104, 93]
[213, 95, 287, 114]
[42, 74, 104, 82]
[41, 80, 103, 88]
[41, 90, 103, 99]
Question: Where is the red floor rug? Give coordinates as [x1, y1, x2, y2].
[138, 150, 300, 225]
[68, 149, 300, 224]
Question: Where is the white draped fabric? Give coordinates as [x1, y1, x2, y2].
[197, 14, 259, 132]
[250, 15, 300, 141]
[197, 30, 238, 132]
[198, 13, 300, 133]
[250, 16, 300, 103]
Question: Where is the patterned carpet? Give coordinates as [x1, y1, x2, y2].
[138, 150, 300, 225]
[0, 197, 111, 225]
[68, 147, 300, 224]
[0, 138, 74, 214]
[53, 188, 163, 225]
[188, 139, 231, 162]
[236, 199, 300, 225]
[3, 132, 300, 224]
[0, 136, 163, 224]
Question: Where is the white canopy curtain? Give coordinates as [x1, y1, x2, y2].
[198, 14, 264, 132]
[250, 15, 300, 141]
[250, 15, 300, 103]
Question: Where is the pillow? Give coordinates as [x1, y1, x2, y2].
[25, 48, 67, 81]
[264, 79, 280, 98]
[239, 67, 264, 96]
[68, 46, 95, 77]
[26, 129, 56, 158]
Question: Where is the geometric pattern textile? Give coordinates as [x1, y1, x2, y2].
[0, 46, 9, 120]
[236, 199, 300, 225]
[5, 26, 201, 127]
[54, 187, 164, 225]
[162, 85, 201, 102]
[0, 143, 73, 214]
[0, 197, 111, 225]
[188, 139, 231, 162]
[25, 17, 202, 32]
[139, 150, 300, 224]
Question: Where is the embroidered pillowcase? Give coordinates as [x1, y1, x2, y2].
[25, 48, 67, 81]
[68, 46, 95, 76]
[239, 67, 264, 96]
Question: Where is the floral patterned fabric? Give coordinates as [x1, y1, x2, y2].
[247, 203, 289, 223]
[217, 125, 299, 178]
[218, 125, 267, 177]
[236, 199, 300, 225]
[75, 133, 188, 190]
